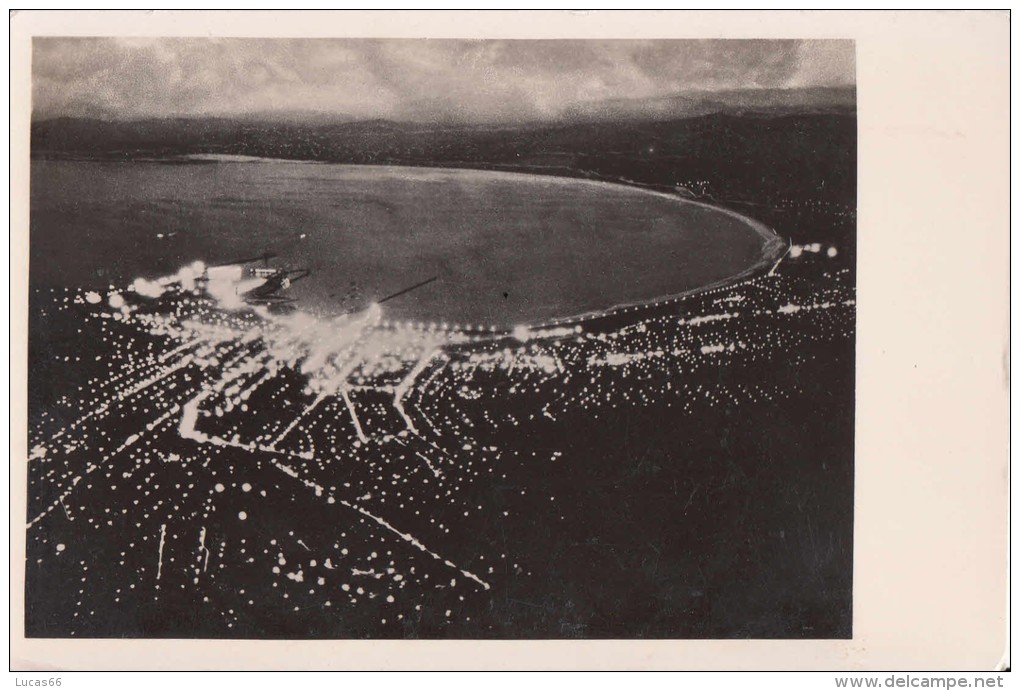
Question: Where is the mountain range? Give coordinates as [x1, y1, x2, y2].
[32, 86, 855, 129]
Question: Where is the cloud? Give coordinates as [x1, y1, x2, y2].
[789, 40, 856, 88]
[32, 38, 854, 122]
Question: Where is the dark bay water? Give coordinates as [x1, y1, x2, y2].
[30, 158, 770, 326]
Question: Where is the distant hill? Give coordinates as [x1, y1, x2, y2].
[30, 103, 856, 207]
[562, 86, 856, 123]
[30, 86, 855, 152]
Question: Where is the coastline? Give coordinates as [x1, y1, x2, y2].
[173, 155, 791, 332]
[36, 154, 790, 334]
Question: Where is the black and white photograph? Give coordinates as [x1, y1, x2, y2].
[24, 34, 858, 641]
[11, 11, 1009, 676]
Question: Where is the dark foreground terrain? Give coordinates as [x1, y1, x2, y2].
[26, 111, 855, 638]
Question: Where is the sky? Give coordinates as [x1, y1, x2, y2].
[33, 38, 854, 123]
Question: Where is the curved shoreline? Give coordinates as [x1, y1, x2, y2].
[185, 155, 788, 330]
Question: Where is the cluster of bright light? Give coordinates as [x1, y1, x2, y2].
[28, 243, 855, 636]
[790, 243, 838, 258]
